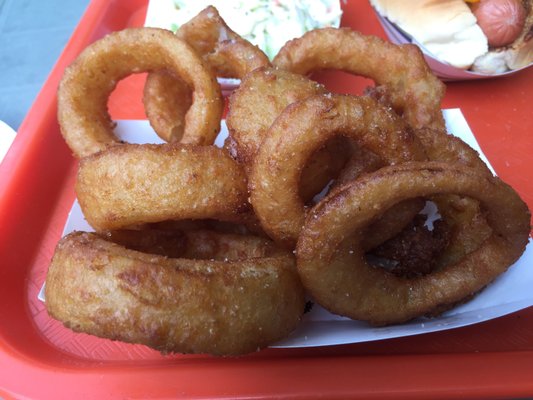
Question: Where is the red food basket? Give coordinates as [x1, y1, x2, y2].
[0, 0, 532, 398]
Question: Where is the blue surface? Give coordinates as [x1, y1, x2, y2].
[0, 0, 90, 131]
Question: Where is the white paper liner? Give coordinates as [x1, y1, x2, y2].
[39, 109, 533, 348]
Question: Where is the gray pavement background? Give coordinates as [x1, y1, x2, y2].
[0, 0, 90, 130]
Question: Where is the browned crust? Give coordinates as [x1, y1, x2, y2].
[76, 144, 249, 231]
[296, 162, 530, 325]
[274, 28, 446, 131]
[57, 27, 223, 157]
[45, 231, 305, 356]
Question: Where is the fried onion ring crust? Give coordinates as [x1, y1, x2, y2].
[249, 94, 426, 247]
[144, 6, 270, 143]
[76, 144, 249, 231]
[412, 127, 496, 270]
[142, 71, 193, 145]
[101, 228, 283, 259]
[45, 232, 304, 356]
[175, 6, 270, 79]
[57, 27, 223, 158]
[226, 66, 328, 166]
[273, 28, 446, 131]
[296, 162, 530, 326]
[330, 142, 427, 251]
[226, 67, 351, 203]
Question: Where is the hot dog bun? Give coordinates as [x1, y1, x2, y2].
[370, 0, 488, 69]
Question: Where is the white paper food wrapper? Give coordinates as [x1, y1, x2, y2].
[40, 109, 533, 348]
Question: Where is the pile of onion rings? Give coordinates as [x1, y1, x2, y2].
[47, 6, 530, 356]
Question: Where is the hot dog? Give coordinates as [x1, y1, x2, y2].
[371, 0, 532, 74]
[473, 0, 527, 47]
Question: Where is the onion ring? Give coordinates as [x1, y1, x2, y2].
[175, 6, 270, 79]
[331, 125, 495, 272]
[226, 67, 355, 203]
[100, 228, 282, 259]
[76, 143, 249, 231]
[325, 141, 428, 251]
[146, 216, 267, 238]
[411, 126, 496, 269]
[248, 93, 426, 247]
[226, 66, 328, 165]
[142, 71, 193, 145]
[45, 231, 304, 356]
[339, 125, 494, 253]
[57, 27, 223, 158]
[273, 28, 446, 131]
[296, 161, 530, 325]
[297, 137, 354, 204]
[144, 6, 270, 143]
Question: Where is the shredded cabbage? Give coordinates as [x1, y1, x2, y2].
[147, 0, 342, 59]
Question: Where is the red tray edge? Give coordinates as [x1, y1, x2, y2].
[1, 0, 533, 398]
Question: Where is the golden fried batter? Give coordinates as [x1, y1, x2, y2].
[274, 27, 446, 131]
[57, 28, 222, 157]
[46, 232, 305, 356]
[76, 144, 249, 231]
[249, 94, 426, 247]
[297, 162, 530, 325]
[143, 6, 270, 143]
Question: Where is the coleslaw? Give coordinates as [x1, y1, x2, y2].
[145, 0, 342, 59]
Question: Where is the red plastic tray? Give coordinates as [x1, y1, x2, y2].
[1, 0, 532, 398]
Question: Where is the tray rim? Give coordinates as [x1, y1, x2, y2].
[1, 0, 533, 398]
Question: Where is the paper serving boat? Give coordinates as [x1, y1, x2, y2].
[38, 109, 533, 349]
